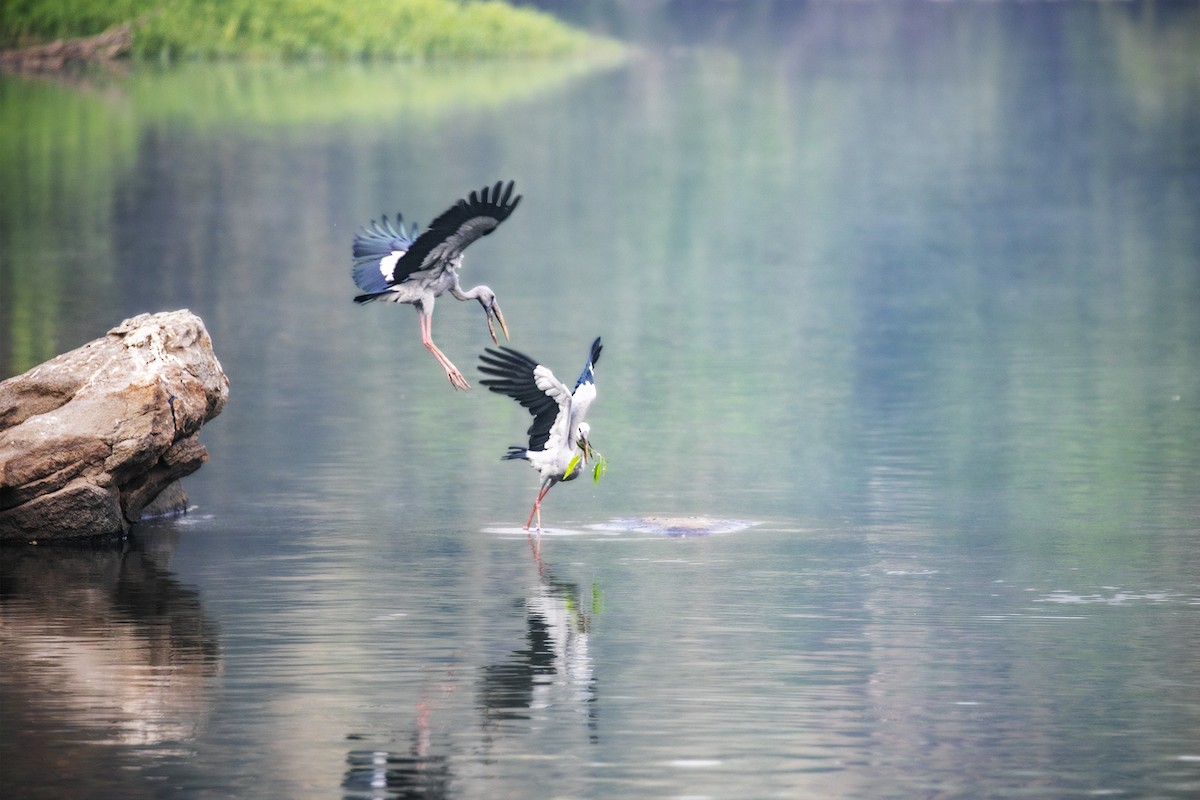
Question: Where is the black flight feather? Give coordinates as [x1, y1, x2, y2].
[392, 180, 521, 282]
[479, 345, 559, 453]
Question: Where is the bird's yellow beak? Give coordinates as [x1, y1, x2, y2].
[486, 302, 509, 345]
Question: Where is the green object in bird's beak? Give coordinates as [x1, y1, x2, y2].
[565, 449, 605, 484]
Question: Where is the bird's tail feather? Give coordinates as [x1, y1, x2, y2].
[352, 259, 395, 296]
[501, 446, 528, 461]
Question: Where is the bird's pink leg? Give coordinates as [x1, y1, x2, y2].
[523, 484, 554, 531]
[419, 313, 469, 390]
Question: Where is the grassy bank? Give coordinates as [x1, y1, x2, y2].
[0, 0, 622, 60]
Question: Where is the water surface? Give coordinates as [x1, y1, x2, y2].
[2, 2, 1199, 798]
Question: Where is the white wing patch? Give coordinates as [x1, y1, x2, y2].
[534, 365, 573, 455]
[379, 250, 405, 282]
[534, 365, 571, 405]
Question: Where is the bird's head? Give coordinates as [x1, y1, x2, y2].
[564, 422, 606, 485]
[474, 286, 509, 345]
[576, 422, 592, 464]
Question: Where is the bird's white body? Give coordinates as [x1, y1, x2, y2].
[370, 257, 490, 322]
[526, 365, 595, 485]
[369, 253, 461, 302]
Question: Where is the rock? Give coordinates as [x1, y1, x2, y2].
[137, 479, 192, 520]
[0, 24, 132, 73]
[0, 310, 229, 541]
[590, 516, 759, 537]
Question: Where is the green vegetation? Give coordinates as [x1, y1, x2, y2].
[0, 0, 622, 61]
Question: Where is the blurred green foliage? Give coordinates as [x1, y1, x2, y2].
[1, 0, 150, 47]
[119, 57, 624, 129]
[0, 0, 622, 60]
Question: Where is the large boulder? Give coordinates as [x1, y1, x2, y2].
[0, 310, 229, 541]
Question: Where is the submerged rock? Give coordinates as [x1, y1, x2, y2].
[0, 310, 229, 541]
[592, 516, 758, 537]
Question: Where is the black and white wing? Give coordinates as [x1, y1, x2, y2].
[394, 180, 521, 280]
[351, 214, 418, 296]
[567, 337, 602, 435]
[479, 345, 569, 453]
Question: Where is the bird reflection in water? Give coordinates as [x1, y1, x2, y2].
[478, 542, 599, 744]
[343, 677, 459, 800]
[341, 546, 599, 798]
[342, 732, 452, 800]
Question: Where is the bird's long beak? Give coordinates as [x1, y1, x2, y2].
[486, 302, 510, 345]
[579, 436, 592, 466]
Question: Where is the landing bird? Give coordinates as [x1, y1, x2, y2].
[351, 180, 519, 390]
[480, 337, 603, 531]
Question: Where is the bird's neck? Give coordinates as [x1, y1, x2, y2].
[451, 281, 486, 301]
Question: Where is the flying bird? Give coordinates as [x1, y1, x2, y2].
[480, 337, 603, 531]
[352, 180, 520, 390]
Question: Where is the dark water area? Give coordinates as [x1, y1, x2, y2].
[3, 2, 1200, 797]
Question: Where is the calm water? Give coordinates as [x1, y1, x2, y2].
[3, 2, 1200, 798]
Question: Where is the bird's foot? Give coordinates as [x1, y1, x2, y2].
[445, 366, 471, 391]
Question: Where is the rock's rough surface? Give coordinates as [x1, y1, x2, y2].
[0, 311, 229, 540]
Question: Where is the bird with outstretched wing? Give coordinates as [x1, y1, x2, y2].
[352, 180, 519, 390]
[480, 337, 603, 530]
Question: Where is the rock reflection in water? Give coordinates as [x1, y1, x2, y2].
[0, 526, 220, 796]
